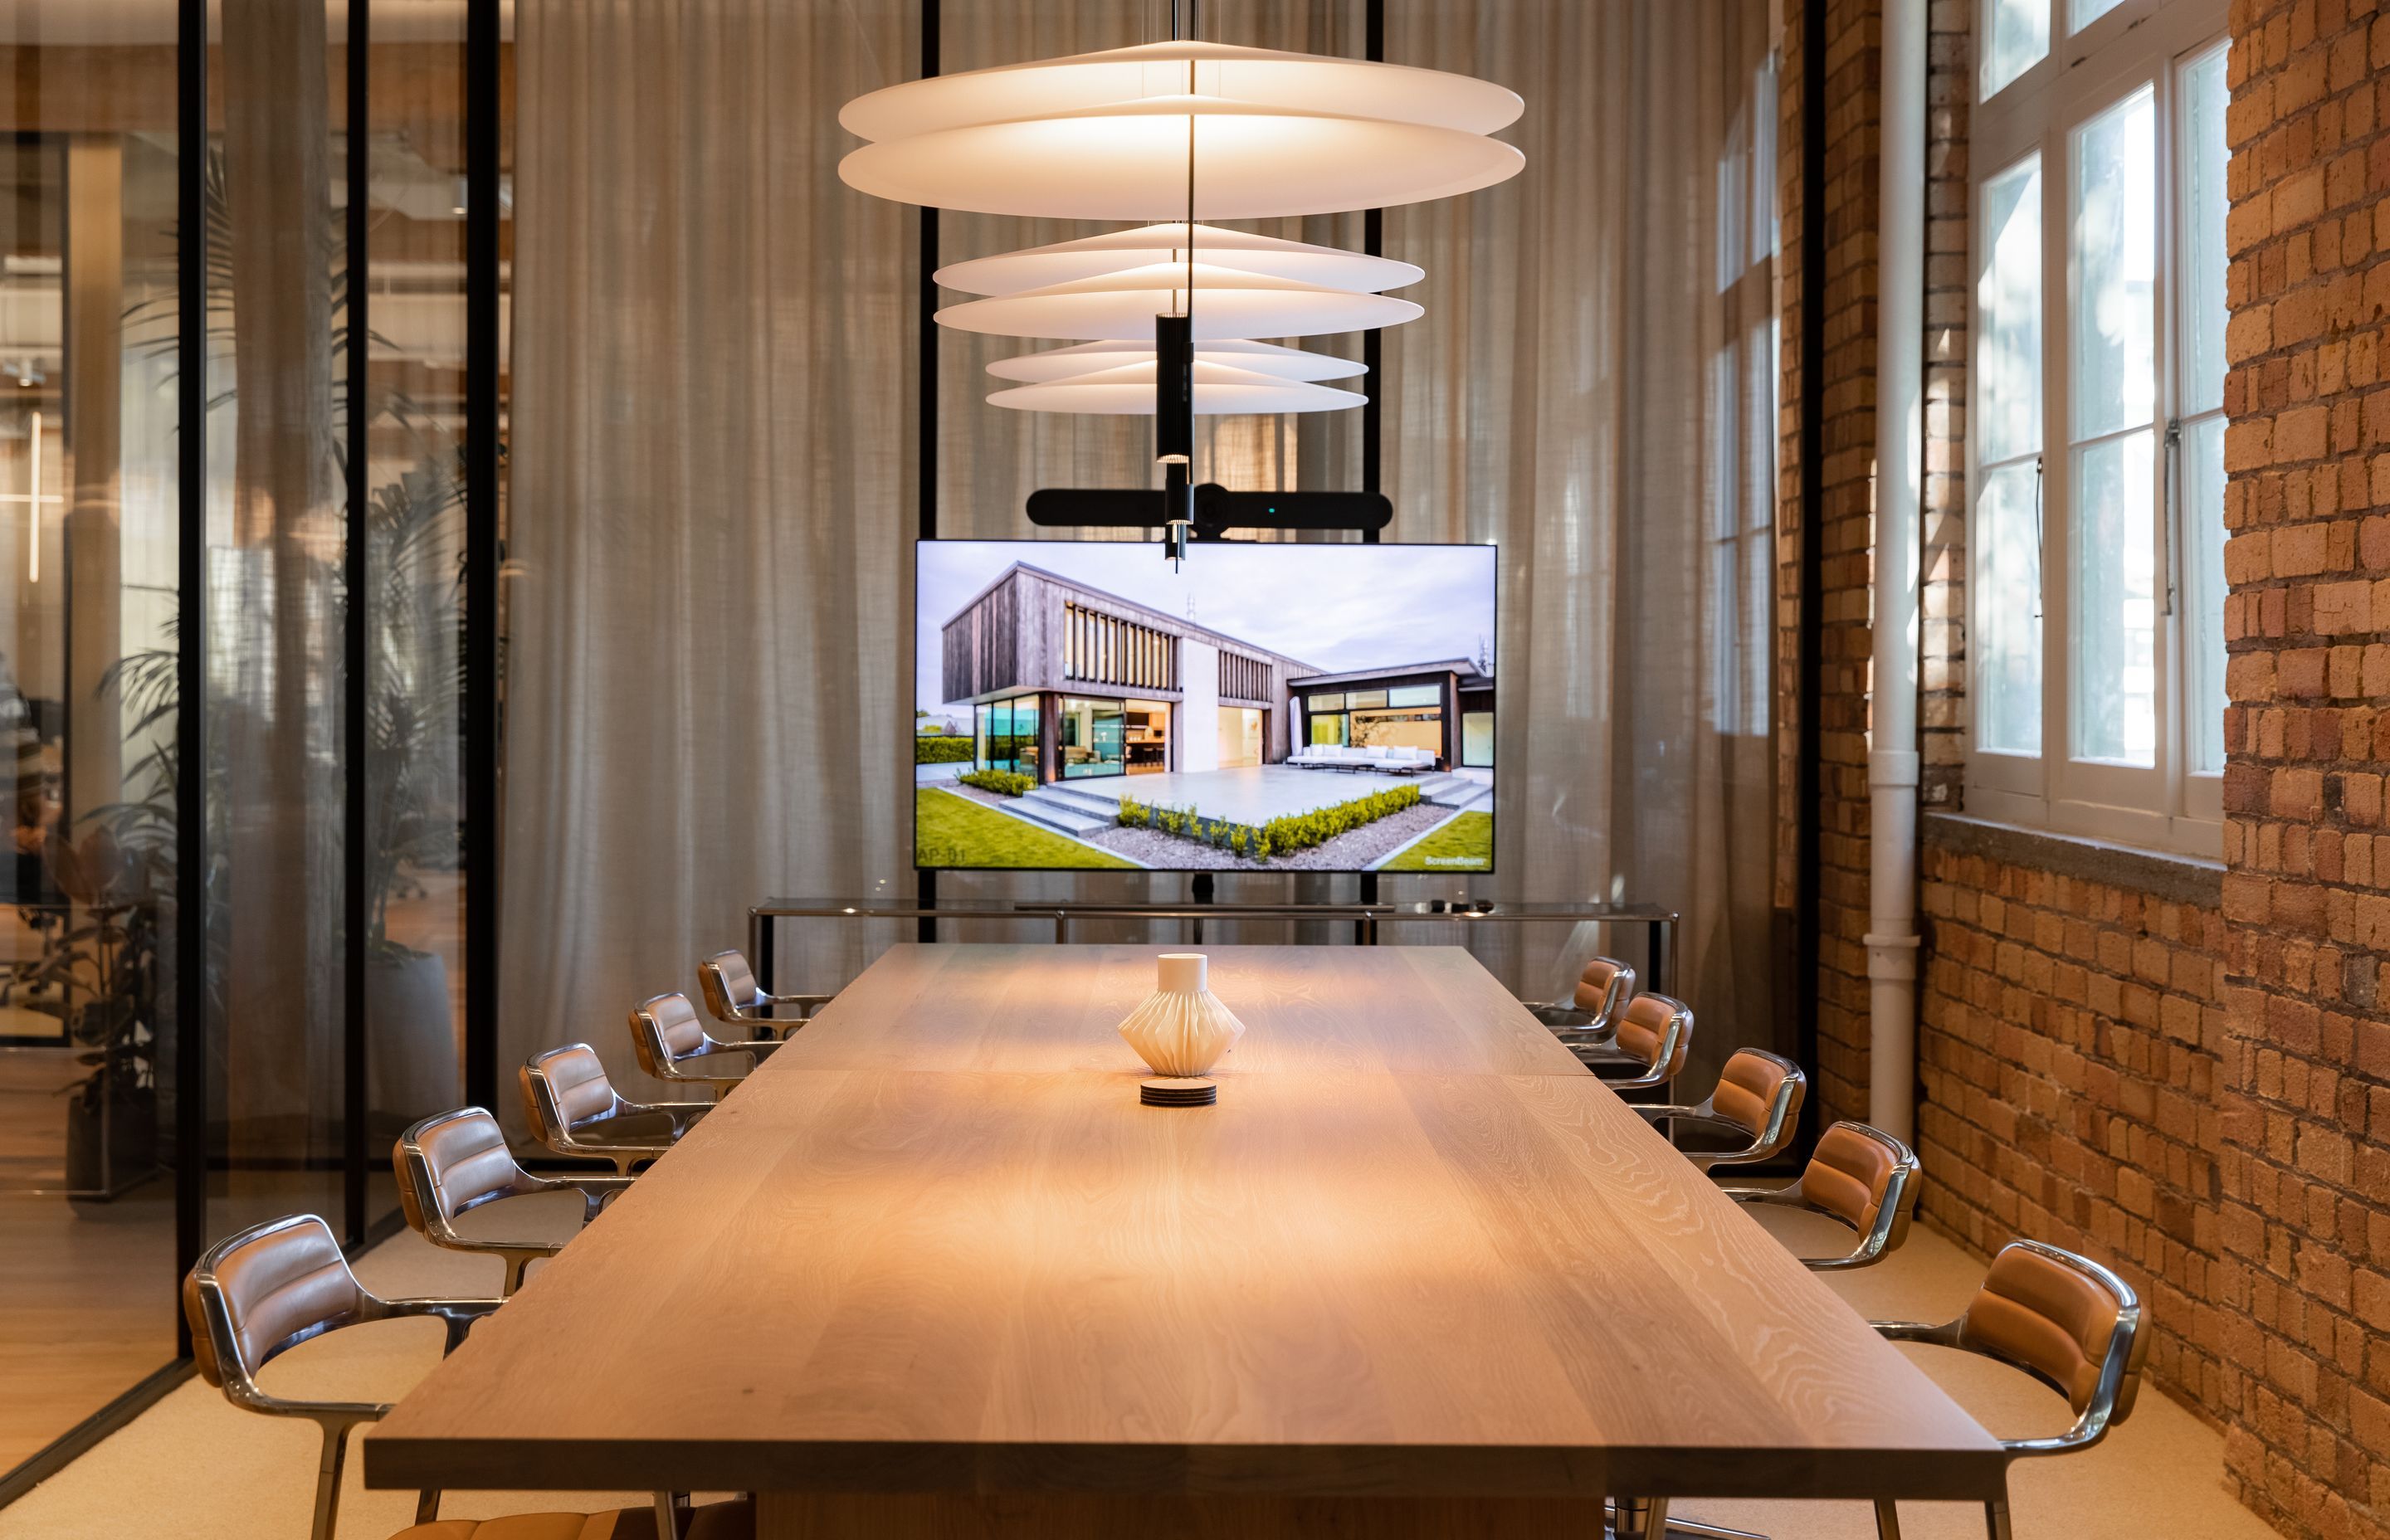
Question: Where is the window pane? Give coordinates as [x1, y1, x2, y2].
[1978, 461, 2045, 753]
[1388, 685, 1440, 707]
[2071, 0, 2124, 30]
[2180, 46, 2230, 417]
[2073, 87, 2158, 440]
[1979, 156, 2043, 465]
[2183, 415, 2227, 774]
[2074, 431, 2158, 763]
[1984, 0, 2049, 97]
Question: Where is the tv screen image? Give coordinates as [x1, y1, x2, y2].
[915, 539, 1496, 874]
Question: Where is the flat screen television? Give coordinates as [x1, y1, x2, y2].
[915, 538, 1496, 874]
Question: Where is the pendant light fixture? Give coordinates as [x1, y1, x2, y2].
[935, 224, 1422, 297]
[838, 41, 1523, 220]
[987, 339, 1363, 385]
[934, 261, 1421, 342]
[988, 360, 1367, 416]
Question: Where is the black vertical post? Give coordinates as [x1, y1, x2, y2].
[342, 0, 371, 1245]
[1354, 0, 1385, 922]
[464, 0, 500, 1112]
[915, 0, 940, 946]
[173, 0, 208, 1354]
[1792, 0, 1827, 1159]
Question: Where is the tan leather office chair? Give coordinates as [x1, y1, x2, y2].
[632, 990, 779, 1098]
[184, 1213, 750, 1540]
[697, 948, 835, 1036]
[1632, 1047, 1804, 1172]
[1870, 1240, 2149, 1539]
[395, 1107, 631, 1295]
[1573, 990, 1693, 1093]
[1523, 954, 1636, 1051]
[519, 1043, 711, 1177]
[1718, 1120, 1920, 1270]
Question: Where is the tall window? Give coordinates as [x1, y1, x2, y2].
[1968, 0, 2227, 854]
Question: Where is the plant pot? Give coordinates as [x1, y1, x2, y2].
[65, 1079, 157, 1197]
[368, 947, 457, 1137]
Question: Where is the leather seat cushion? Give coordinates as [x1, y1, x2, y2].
[1710, 1051, 1789, 1136]
[1805, 1123, 1901, 1231]
[1968, 1247, 2126, 1415]
[397, 1499, 752, 1540]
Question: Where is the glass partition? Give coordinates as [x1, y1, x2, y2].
[0, 0, 183, 1477]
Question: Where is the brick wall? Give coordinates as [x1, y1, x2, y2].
[1916, 827, 2236, 1417]
[1779, 0, 2390, 1533]
[2215, 0, 2390, 1533]
[1778, 0, 1884, 1132]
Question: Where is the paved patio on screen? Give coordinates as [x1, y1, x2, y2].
[1072, 765, 1439, 821]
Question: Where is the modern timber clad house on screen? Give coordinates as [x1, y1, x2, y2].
[938, 561, 1492, 782]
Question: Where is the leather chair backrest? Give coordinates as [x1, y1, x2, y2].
[395, 1109, 520, 1231]
[1612, 992, 1691, 1075]
[633, 992, 710, 1077]
[182, 1215, 362, 1389]
[1966, 1243, 2147, 1418]
[1804, 1121, 1907, 1231]
[1711, 1049, 1797, 1136]
[1570, 956, 1635, 1018]
[699, 950, 760, 1021]
[523, 1044, 620, 1132]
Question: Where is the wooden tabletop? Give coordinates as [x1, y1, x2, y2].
[368, 944, 2002, 1509]
[764, 943, 1590, 1078]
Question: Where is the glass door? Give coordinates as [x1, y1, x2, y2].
[1060, 697, 1125, 778]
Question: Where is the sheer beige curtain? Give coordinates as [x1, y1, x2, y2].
[500, 0, 917, 1117]
[501, 0, 1779, 1099]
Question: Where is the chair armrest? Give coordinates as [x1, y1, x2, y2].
[1871, 1318, 1965, 1348]
[1631, 1102, 1712, 1126]
[762, 992, 836, 1010]
[378, 1295, 507, 1355]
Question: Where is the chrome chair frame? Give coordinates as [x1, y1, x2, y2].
[520, 1042, 713, 1177]
[698, 948, 836, 1037]
[1631, 1046, 1803, 1172]
[1716, 1120, 1919, 1270]
[1573, 990, 1692, 1093]
[633, 989, 781, 1097]
[395, 1107, 632, 1294]
[1522, 956, 1637, 1050]
[1869, 1239, 2148, 1540]
[185, 1214, 500, 1540]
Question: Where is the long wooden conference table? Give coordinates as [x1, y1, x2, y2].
[367, 943, 2006, 1537]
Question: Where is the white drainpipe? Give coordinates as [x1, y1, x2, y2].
[1867, 0, 1926, 1145]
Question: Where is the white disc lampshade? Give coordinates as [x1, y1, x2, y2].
[935, 261, 1422, 341]
[988, 339, 1364, 384]
[937, 224, 1422, 296]
[988, 360, 1367, 415]
[839, 41, 1523, 220]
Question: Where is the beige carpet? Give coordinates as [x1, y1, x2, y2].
[0, 1196, 2273, 1540]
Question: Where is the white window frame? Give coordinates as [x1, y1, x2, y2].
[1967, 0, 2227, 856]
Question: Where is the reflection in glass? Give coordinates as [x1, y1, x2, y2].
[0, 0, 183, 1474]
[2073, 88, 2157, 441]
[2071, 0, 2124, 32]
[2183, 417, 2227, 773]
[1060, 696, 1124, 778]
[363, 1, 471, 1151]
[2073, 431, 2157, 763]
[2180, 52, 2229, 418]
[205, 0, 346, 1243]
[1978, 463, 2044, 754]
[1979, 158, 2041, 465]
[2178, 45, 2231, 777]
[1984, 0, 2049, 98]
